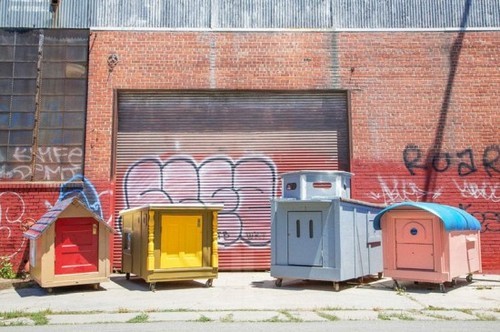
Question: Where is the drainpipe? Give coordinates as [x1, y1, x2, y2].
[50, 0, 61, 28]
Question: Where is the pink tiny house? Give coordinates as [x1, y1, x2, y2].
[374, 202, 481, 292]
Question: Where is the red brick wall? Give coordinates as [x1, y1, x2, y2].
[0, 184, 59, 273]
[0, 181, 115, 273]
[339, 32, 499, 272]
[0, 30, 486, 274]
[2, 30, 496, 275]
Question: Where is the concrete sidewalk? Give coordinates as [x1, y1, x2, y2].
[0, 272, 499, 327]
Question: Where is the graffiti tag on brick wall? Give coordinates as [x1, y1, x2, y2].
[0, 192, 31, 258]
[397, 143, 499, 234]
[0, 147, 83, 181]
[368, 175, 442, 204]
[403, 144, 499, 177]
[0, 175, 108, 264]
[454, 180, 499, 203]
[123, 155, 277, 247]
[459, 203, 499, 232]
[55, 174, 105, 219]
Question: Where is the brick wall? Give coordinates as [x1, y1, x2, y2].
[88, 30, 498, 272]
[0, 184, 60, 272]
[3, 30, 495, 274]
[339, 32, 499, 272]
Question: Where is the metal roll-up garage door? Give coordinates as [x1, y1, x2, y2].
[114, 91, 349, 271]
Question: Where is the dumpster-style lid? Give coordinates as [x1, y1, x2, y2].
[373, 202, 481, 232]
[119, 203, 224, 215]
[280, 170, 353, 177]
[23, 197, 114, 240]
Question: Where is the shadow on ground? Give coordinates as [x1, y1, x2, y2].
[110, 274, 210, 292]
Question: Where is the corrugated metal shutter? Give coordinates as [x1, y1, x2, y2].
[114, 91, 348, 271]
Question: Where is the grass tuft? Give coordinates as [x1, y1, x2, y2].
[316, 311, 340, 321]
[195, 315, 212, 322]
[127, 312, 149, 323]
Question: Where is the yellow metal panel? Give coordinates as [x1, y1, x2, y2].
[147, 210, 155, 271]
[212, 211, 218, 268]
[160, 214, 202, 268]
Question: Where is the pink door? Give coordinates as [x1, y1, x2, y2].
[395, 217, 435, 270]
[55, 217, 98, 275]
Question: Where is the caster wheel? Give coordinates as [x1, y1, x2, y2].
[275, 278, 283, 287]
[466, 274, 473, 283]
[333, 282, 340, 292]
[377, 272, 383, 279]
[125, 273, 130, 280]
[205, 279, 213, 288]
[93, 283, 100, 290]
[439, 283, 446, 293]
[149, 283, 156, 292]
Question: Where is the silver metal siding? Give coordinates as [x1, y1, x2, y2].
[331, 0, 500, 29]
[1, 0, 499, 29]
[115, 91, 349, 270]
[90, 0, 210, 28]
[0, 0, 88, 28]
[216, 0, 331, 29]
[58, 0, 89, 28]
[0, 0, 52, 28]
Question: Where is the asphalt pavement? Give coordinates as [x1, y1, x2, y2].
[0, 272, 499, 329]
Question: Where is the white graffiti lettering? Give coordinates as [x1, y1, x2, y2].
[123, 154, 277, 247]
[0, 192, 28, 258]
[368, 175, 442, 204]
[454, 180, 500, 203]
[0, 147, 83, 181]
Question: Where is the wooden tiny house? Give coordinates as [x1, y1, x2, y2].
[24, 197, 114, 291]
[119, 204, 223, 291]
[374, 202, 482, 292]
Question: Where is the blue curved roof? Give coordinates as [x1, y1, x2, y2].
[373, 202, 481, 232]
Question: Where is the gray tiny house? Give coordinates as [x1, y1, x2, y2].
[270, 171, 384, 291]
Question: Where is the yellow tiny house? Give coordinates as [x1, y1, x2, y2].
[119, 204, 223, 291]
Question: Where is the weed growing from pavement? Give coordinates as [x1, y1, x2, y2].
[0, 309, 52, 326]
[423, 312, 453, 320]
[195, 315, 212, 322]
[157, 308, 190, 312]
[395, 287, 406, 296]
[474, 312, 497, 321]
[393, 312, 415, 320]
[316, 306, 343, 311]
[426, 305, 446, 311]
[377, 312, 391, 320]
[376, 311, 415, 321]
[263, 315, 285, 322]
[315, 311, 339, 321]
[0, 257, 17, 279]
[279, 310, 303, 322]
[127, 312, 149, 323]
[458, 308, 474, 316]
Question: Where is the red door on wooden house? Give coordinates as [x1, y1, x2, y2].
[55, 217, 99, 274]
